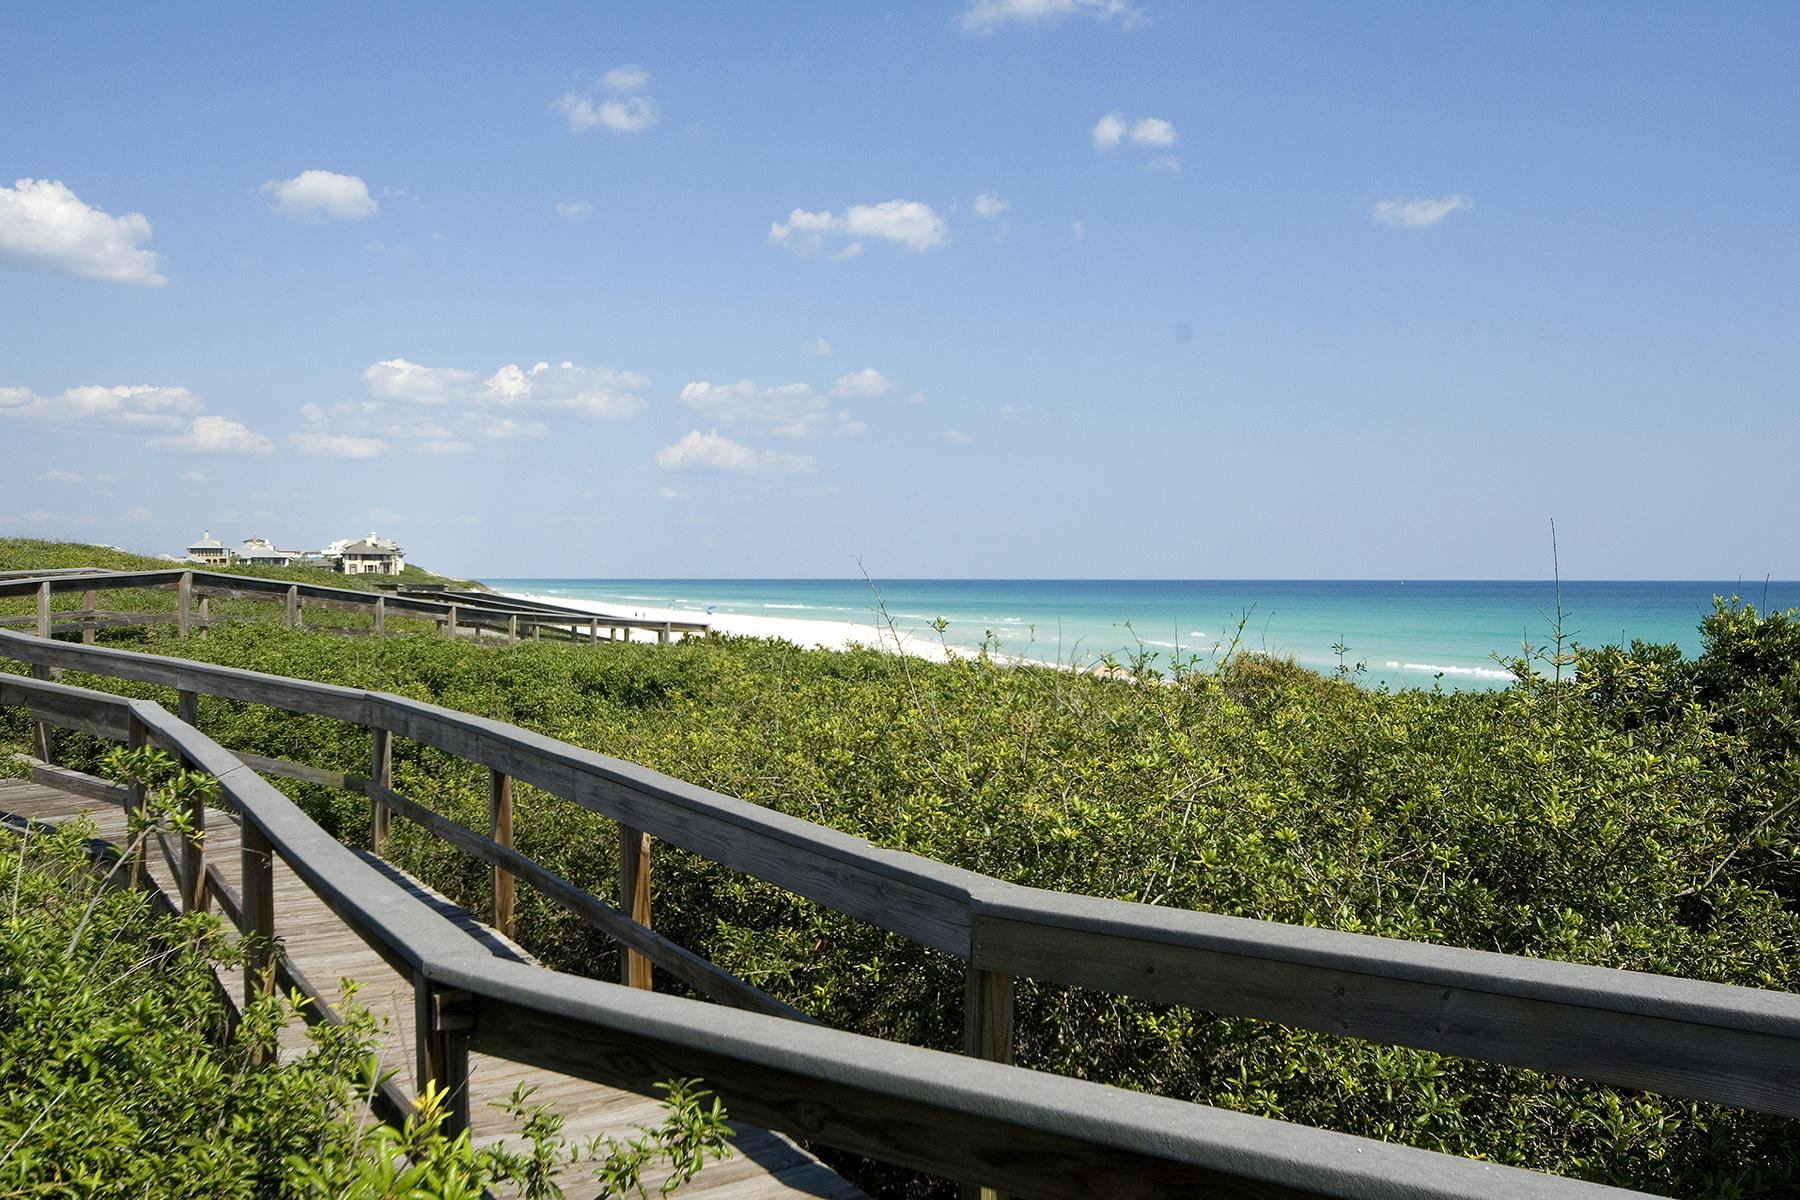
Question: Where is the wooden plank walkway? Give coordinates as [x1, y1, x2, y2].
[0, 775, 863, 1200]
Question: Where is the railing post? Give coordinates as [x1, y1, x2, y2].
[30, 581, 53, 762]
[286, 584, 300, 628]
[177, 571, 192, 638]
[181, 723, 207, 913]
[507, 614, 518, 645]
[414, 973, 472, 1136]
[242, 819, 276, 1018]
[196, 594, 209, 638]
[489, 768, 514, 938]
[659, 622, 670, 645]
[122, 714, 147, 882]
[445, 605, 458, 640]
[961, 967, 1016, 1200]
[370, 727, 392, 851]
[177, 689, 199, 727]
[35, 579, 50, 638]
[80, 587, 96, 643]
[619, 825, 652, 989]
[373, 596, 385, 637]
[590, 618, 598, 645]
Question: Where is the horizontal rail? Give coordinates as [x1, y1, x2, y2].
[0, 671, 1645, 1198]
[10, 629, 1800, 1118]
[0, 568, 707, 638]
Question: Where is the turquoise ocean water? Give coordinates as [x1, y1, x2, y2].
[484, 579, 1800, 692]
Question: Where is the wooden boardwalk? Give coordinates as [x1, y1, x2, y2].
[0, 775, 862, 1200]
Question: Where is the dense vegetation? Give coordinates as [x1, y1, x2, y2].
[5, 539, 1800, 1196]
[0, 745, 730, 1199]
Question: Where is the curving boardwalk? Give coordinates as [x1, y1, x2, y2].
[0, 774, 862, 1200]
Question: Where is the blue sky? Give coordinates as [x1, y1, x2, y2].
[3, 1, 1795, 580]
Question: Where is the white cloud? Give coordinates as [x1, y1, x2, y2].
[602, 64, 650, 92]
[961, 0, 1143, 34]
[38, 470, 84, 484]
[1147, 154, 1181, 173]
[801, 337, 834, 356]
[655, 429, 816, 474]
[554, 65, 661, 134]
[126, 506, 156, 525]
[1092, 111, 1127, 151]
[679, 379, 862, 438]
[999, 404, 1019, 420]
[1130, 117, 1177, 147]
[972, 190, 1010, 240]
[555, 200, 595, 222]
[260, 170, 379, 222]
[362, 359, 479, 404]
[1373, 194, 1474, 230]
[769, 200, 947, 256]
[289, 431, 387, 458]
[944, 429, 975, 444]
[1070, 220, 1086, 241]
[180, 471, 206, 482]
[418, 438, 473, 456]
[1, 384, 200, 430]
[149, 415, 276, 455]
[655, 485, 687, 501]
[362, 357, 648, 421]
[831, 368, 898, 400]
[0, 179, 167, 286]
[482, 361, 649, 419]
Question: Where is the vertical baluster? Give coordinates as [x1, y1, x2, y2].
[490, 769, 514, 938]
[619, 825, 653, 989]
[414, 974, 472, 1136]
[242, 820, 276, 1020]
[80, 587, 96, 644]
[960, 966, 1016, 1200]
[177, 571, 192, 638]
[286, 584, 300, 628]
[373, 595, 386, 637]
[370, 727, 392, 851]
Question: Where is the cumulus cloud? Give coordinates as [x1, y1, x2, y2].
[39, 470, 84, 484]
[961, 0, 1143, 34]
[260, 170, 379, 222]
[483, 361, 650, 419]
[1147, 154, 1181, 173]
[1, 384, 200, 431]
[1373, 194, 1474, 229]
[1092, 111, 1127, 151]
[363, 357, 649, 420]
[680, 379, 862, 439]
[655, 485, 687, 501]
[0, 179, 167, 285]
[944, 429, 974, 444]
[972, 190, 1011, 240]
[148, 415, 276, 455]
[831, 368, 898, 400]
[769, 200, 947, 256]
[180, 471, 206, 482]
[1095, 112, 1178, 165]
[554, 64, 661, 134]
[362, 359, 480, 404]
[555, 200, 595, 222]
[801, 337, 834, 356]
[1130, 117, 1177, 147]
[655, 429, 816, 474]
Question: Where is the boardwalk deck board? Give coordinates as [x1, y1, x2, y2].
[0, 776, 863, 1200]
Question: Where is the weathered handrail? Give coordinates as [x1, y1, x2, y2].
[7, 626, 1800, 1122]
[0, 568, 707, 644]
[0, 668, 1641, 1198]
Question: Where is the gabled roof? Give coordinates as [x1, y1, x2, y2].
[187, 530, 223, 550]
[340, 539, 400, 555]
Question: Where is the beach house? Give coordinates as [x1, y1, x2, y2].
[333, 533, 406, 576]
[237, 536, 296, 567]
[185, 531, 231, 567]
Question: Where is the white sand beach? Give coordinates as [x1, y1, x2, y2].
[500, 590, 960, 663]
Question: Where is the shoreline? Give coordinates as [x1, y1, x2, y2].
[499, 589, 967, 664]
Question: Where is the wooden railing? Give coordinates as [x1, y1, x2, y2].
[4, 629, 1796, 1197]
[0, 568, 708, 645]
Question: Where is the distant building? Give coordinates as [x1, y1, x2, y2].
[333, 532, 406, 576]
[238, 536, 295, 567]
[185, 531, 231, 567]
